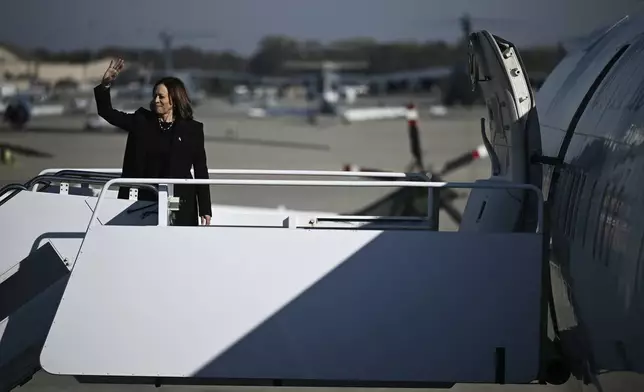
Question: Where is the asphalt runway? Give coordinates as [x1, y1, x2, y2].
[0, 97, 576, 391]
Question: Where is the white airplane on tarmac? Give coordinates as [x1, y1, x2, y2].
[1, 9, 644, 392]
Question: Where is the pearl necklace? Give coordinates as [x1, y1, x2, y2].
[158, 117, 174, 132]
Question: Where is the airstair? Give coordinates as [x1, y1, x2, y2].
[0, 166, 550, 390]
[0, 30, 563, 390]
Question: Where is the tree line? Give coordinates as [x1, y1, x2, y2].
[30, 35, 567, 76]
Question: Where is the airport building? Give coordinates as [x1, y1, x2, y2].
[0, 43, 116, 88]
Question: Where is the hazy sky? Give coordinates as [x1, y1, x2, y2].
[1, 0, 643, 54]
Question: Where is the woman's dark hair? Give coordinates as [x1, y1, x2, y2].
[150, 76, 193, 120]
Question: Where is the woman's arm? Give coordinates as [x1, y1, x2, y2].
[94, 58, 136, 132]
[193, 122, 212, 224]
[94, 84, 136, 131]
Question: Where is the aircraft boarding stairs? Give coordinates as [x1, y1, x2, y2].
[0, 167, 552, 390]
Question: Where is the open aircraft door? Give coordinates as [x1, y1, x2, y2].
[463, 30, 568, 384]
[461, 31, 543, 233]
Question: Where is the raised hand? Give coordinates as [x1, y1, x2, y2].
[101, 58, 125, 86]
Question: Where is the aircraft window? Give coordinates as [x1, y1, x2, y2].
[582, 179, 598, 248]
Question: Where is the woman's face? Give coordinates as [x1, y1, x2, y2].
[153, 84, 172, 116]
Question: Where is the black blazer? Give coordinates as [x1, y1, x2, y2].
[94, 85, 212, 222]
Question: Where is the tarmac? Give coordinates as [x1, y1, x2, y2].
[0, 96, 575, 391]
[0, 96, 489, 231]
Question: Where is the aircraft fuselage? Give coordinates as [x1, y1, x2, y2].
[535, 11, 644, 392]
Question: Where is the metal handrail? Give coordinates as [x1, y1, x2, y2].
[0, 174, 159, 207]
[89, 177, 545, 233]
[32, 170, 120, 191]
[0, 183, 29, 206]
[24, 175, 158, 194]
[0, 183, 28, 194]
[52, 170, 120, 179]
[38, 168, 123, 175]
[37, 168, 422, 179]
